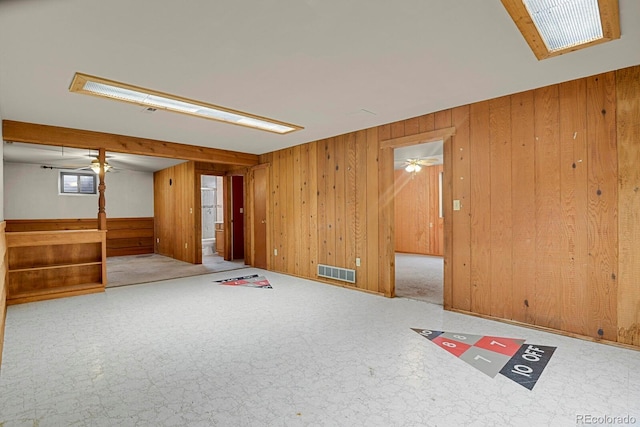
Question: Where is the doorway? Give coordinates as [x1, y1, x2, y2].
[393, 140, 445, 304]
[201, 175, 224, 258]
[380, 126, 455, 304]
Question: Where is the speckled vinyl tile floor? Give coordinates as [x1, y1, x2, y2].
[1, 269, 638, 426]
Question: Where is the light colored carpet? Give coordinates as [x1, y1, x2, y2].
[395, 253, 443, 305]
[106, 253, 246, 288]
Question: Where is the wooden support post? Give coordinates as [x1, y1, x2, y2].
[97, 148, 107, 230]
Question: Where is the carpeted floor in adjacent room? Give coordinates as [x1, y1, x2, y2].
[395, 253, 443, 305]
[106, 253, 246, 288]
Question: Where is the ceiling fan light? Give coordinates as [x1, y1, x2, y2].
[90, 158, 111, 174]
[405, 164, 415, 173]
[414, 164, 422, 172]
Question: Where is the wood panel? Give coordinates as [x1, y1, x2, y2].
[616, 66, 640, 346]
[510, 90, 536, 324]
[286, 148, 296, 272]
[451, 106, 471, 311]
[586, 72, 618, 341]
[106, 218, 154, 256]
[489, 96, 513, 320]
[292, 146, 303, 274]
[469, 101, 492, 315]
[0, 222, 7, 371]
[345, 132, 358, 275]
[534, 85, 562, 330]
[308, 142, 319, 276]
[394, 165, 443, 256]
[558, 78, 589, 336]
[6, 218, 154, 257]
[154, 162, 197, 263]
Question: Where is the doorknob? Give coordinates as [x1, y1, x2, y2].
[261, 219, 266, 224]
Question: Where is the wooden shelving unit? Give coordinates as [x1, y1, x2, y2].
[6, 229, 107, 305]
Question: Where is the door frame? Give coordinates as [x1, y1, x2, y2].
[379, 126, 456, 304]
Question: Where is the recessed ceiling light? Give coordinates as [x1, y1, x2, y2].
[69, 73, 303, 134]
[501, 0, 620, 60]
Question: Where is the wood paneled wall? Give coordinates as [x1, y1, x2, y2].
[5, 218, 154, 257]
[154, 162, 197, 263]
[394, 165, 444, 255]
[0, 222, 7, 370]
[616, 66, 640, 346]
[258, 65, 640, 348]
[260, 128, 394, 296]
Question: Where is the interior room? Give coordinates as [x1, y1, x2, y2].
[394, 140, 444, 305]
[1, 1, 639, 425]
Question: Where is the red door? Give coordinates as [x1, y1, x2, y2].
[231, 175, 244, 259]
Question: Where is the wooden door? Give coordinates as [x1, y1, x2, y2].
[252, 166, 268, 269]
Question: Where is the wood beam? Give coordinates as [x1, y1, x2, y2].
[2, 120, 259, 166]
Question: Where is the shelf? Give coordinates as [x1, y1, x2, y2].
[7, 282, 105, 306]
[5, 229, 107, 304]
[8, 261, 103, 274]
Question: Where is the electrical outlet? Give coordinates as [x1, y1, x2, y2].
[355, 258, 361, 267]
[185, 243, 188, 249]
[156, 238, 159, 243]
[274, 248, 278, 256]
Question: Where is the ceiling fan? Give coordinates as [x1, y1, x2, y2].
[403, 157, 439, 173]
[40, 151, 117, 173]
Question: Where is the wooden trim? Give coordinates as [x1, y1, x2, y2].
[500, 0, 621, 60]
[449, 307, 640, 353]
[2, 120, 259, 166]
[0, 222, 7, 371]
[380, 127, 455, 150]
[7, 284, 104, 306]
[6, 229, 107, 247]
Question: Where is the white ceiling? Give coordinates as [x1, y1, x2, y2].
[1, 0, 639, 161]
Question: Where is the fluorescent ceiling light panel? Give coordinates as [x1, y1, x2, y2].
[523, 0, 602, 51]
[501, 0, 620, 59]
[70, 73, 303, 134]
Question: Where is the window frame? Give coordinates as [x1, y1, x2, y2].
[59, 171, 98, 195]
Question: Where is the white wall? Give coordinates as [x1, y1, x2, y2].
[3, 162, 153, 219]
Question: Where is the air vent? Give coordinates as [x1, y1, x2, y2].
[317, 264, 356, 284]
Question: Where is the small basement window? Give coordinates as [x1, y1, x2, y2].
[59, 171, 97, 195]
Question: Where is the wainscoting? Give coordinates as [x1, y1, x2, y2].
[5, 217, 154, 257]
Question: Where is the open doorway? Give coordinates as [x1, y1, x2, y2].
[201, 175, 224, 258]
[393, 140, 445, 305]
